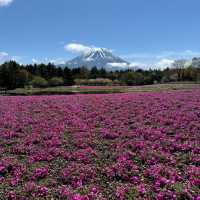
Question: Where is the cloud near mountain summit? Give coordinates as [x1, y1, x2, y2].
[64, 43, 92, 54]
[0, 0, 13, 7]
[64, 43, 112, 55]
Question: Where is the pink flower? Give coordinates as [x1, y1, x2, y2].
[33, 167, 48, 180]
[7, 191, 17, 200]
[24, 181, 36, 193]
[37, 186, 48, 197]
[137, 184, 146, 195]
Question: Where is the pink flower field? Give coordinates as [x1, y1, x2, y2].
[0, 90, 199, 199]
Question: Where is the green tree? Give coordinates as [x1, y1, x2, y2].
[0, 61, 21, 89]
[121, 72, 144, 85]
[63, 67, 74, 85]
[90, 66, 99, 79]
[48, 77, 64, 87]
[31, 76, 48, 88]
[15, 69, 30, 88]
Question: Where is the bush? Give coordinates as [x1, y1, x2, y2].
[48, 77, 64, 87]
[121, 72, 144, 85]
[75, 78, 113, 86]
[31, 76, 48, 88]
[113, 79, 123, 86]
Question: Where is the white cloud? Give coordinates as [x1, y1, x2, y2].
[64, 43, 112, 55]
[155, 50, 200, 60]
[107, 62, 129, 68]
[0, 0, 13, 7]
[0, 52, 9, 63]
[32, 58, 66, 65]
[64, 43, 92, 54]
[124, 50, 200, 61]
[129, 62, 146, 68]
[11, 56, 22, 62]
[0, 52, 24, 64]
[49, 58, 65, 65]
[32, 58, 39, 64]
[0, 52, 8, 58]
[107, 62, 146, 69]
[122, 49, 200, 69]
[156, 59, 175, 69]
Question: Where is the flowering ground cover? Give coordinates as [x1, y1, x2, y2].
[0, 90, 199, 199]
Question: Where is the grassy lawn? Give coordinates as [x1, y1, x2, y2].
[4, 82, 200, 96]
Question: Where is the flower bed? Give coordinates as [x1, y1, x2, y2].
[0, 90, 199, 199]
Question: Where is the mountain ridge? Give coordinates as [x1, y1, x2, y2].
[61, 48, 129, 70]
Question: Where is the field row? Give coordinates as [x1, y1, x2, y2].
[6, 83, 200, 96]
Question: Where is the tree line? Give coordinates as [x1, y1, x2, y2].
[0, 58, 200, 89]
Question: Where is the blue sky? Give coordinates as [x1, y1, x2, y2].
[1, 0, 200, 67]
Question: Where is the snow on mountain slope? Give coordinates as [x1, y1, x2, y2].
[63, 48, 129, 70]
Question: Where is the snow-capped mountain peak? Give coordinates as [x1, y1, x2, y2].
[64, 48, 129, 70]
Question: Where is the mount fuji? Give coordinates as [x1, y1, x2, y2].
[62, 48, 130, 70]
